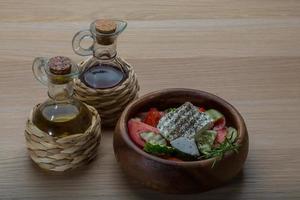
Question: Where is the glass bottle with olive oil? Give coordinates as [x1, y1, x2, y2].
[32, 56, 92, 138]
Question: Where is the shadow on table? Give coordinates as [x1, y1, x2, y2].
[120, 170, 246, 200]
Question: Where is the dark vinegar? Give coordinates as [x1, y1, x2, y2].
[80, 64, 125, 89]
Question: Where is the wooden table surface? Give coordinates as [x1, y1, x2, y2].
[1, 0, 300, 199]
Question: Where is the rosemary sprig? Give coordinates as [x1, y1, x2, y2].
[201, 133, 240, 168]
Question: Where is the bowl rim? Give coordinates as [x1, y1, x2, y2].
[117, 88, 247, 167]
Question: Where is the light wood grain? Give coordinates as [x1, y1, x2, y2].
[0, 0, 300, 199]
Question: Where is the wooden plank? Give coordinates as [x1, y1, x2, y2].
[0, 0, 299, 199]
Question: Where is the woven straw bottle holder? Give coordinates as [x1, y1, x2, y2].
[72, 19, 139, 127]
[25, 56, 102, 172]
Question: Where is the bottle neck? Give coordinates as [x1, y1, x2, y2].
[48, 82, 73, 101]
[93, 39, 117, 60]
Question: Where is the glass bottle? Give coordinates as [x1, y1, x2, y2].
[72, 19, 128, 89]
[32, 56, 92, 138]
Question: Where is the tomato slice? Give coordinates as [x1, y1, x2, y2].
[213, 117, 226, 130]
[127, 119, 159, 148]
[214, 128, 227, 144]
[143, 108, 162, 127]
[199, 107, 206, 112]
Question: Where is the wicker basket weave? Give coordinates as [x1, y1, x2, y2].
[24, 104, 101, 172]
[73, 56, 139, 127]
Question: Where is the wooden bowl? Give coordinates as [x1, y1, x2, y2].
[113, 88, 248, 193]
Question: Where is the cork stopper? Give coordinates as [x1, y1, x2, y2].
[48, 56, 72, 75]
[95, 19, 117, 34]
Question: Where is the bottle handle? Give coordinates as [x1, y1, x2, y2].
[72, 29, 95, 56]
[32, 57, 48, 85]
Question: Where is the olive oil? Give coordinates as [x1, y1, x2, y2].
[32, 101, 92, 138]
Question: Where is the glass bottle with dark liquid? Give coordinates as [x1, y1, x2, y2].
[72, 19, 128, 89]
[72, 19, 139, 126]
[80, 63, 124, 89]
[31, 56, 92, 138]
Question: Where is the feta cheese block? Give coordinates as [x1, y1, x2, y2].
[170, 136, 200, 156]
[157, 102, 214, 141]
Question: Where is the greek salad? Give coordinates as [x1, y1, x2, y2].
[128, 102, 239, 165]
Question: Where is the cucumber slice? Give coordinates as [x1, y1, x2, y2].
[205, 109, 224, 122]
[140, 131, 167, 146]
[195, 130, 217, 155]
[226, 127, 238, 142]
